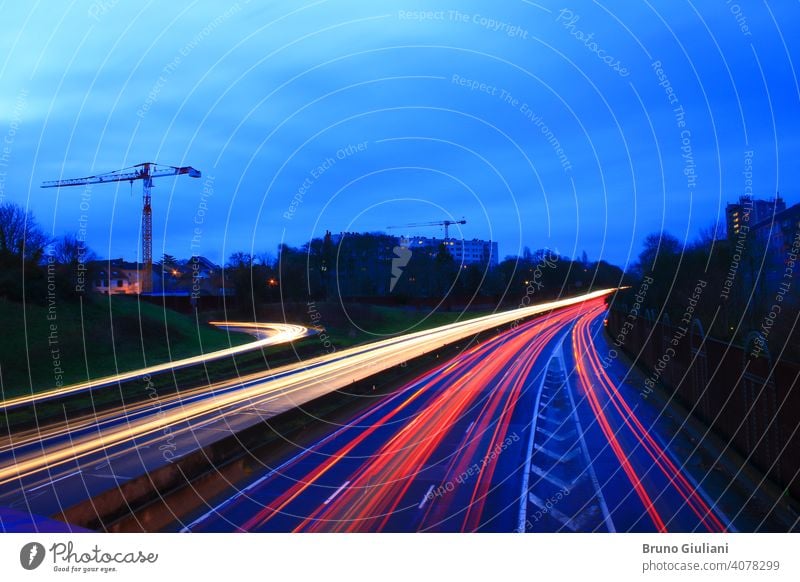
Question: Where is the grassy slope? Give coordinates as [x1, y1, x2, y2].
[1, 297, 493, 402]
[0, 296, 248, 398]
[323, 305, 493, 349]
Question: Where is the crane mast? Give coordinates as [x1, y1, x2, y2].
[142, 172, 153, 282]
[42, 162, 201, 293]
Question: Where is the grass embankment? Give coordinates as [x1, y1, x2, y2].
[335, 305, 490, 347]
[1, 298, 492, 430]
[0, 296, 248, 399]
[256, 301, 493, 351]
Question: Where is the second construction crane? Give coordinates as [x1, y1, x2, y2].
[386, 218, 466, 240]
[42, 162, 201, 293]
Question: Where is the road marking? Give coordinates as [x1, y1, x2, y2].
[535, 426, 576, 441]
[536, 414, 562, 427]
[527, 492, 579, 532]
[26, 470, 82, 493]
[530, 464, 576, 490]
[418, 485, 436, 509]
[517, 332, 564, 533]
[534, 444, 580, 462]
[89, 473, 133, 480]
[562, 330, 616, 533]
[324, 481, 350, 505]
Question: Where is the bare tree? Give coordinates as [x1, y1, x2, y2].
[635, 231, 682, 277]
[227, 252, 253, 269]
[0, 202, 49, 263]
[695, 220, 726, 248]
[52, 233, 95, 265]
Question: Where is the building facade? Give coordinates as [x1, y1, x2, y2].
[89, 256, 224, 296]
[89, 259, 143, 295]
[751, 202, 800, 277]
[404, 236, 499, 267]
[726, 195, 786, 239]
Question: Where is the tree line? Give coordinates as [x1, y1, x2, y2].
[223, 231, 627, 309]
[625, 226, 798, 362]
[0, 202, 95, 303]
[1, 200, 625, 315]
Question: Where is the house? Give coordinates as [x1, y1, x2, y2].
[89, 259, 143, 295]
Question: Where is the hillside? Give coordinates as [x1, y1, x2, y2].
[0, 296, 248, 398]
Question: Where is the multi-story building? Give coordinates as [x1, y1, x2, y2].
[403, 236, 499, 267]
[726, 195, 786, 239]
[751, 202, 800, 272]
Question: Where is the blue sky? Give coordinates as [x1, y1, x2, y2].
[1, 0, 798, 270]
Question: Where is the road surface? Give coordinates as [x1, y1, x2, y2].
[185, 299, 731, 532]
[0, 290, 614, 521]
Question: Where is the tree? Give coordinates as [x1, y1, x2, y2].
[631, 232, 683, 311]
[227, 251, 253, 270]
[695, 220, 725, 248]
[434, 241, 457, 298]
[0, 202, 50, 300]
[161, 253, 180, 270]
[52, 233, 97, 298]
[52, 233, 95, 265]
[0, 202, 49, 263]
[635, 232, 682, 277]
[225, 251, 281, 309]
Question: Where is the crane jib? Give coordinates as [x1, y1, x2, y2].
[40, 164, 200, 188]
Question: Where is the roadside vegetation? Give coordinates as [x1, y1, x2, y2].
[0, 295, 249, 398]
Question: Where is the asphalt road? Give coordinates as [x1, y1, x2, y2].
[185, 299, 733, 533]
[187, 304, 585, 532]
[0, 291, 614, 522]
[563, 304, 727, 532]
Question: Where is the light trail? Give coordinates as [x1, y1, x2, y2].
[184, 293, 728, 533]
[237, 332, 507, 532]
[427, 313, 571, 532]
[0, 322, 313, 410]
[572, 305, 727, 532]
[572, 304, 667, 531]
[233, 306, 585, 532]
[0, 290, 617, 490]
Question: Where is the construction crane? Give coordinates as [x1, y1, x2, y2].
[41, 162, 201, 293]
[386, 218, 466, 240]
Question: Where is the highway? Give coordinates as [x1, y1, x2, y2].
[0, 290, 614, 519]
[0, 289, 736, 531]
[185, 298, 731, 533]
[568, 305, 727, 532]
